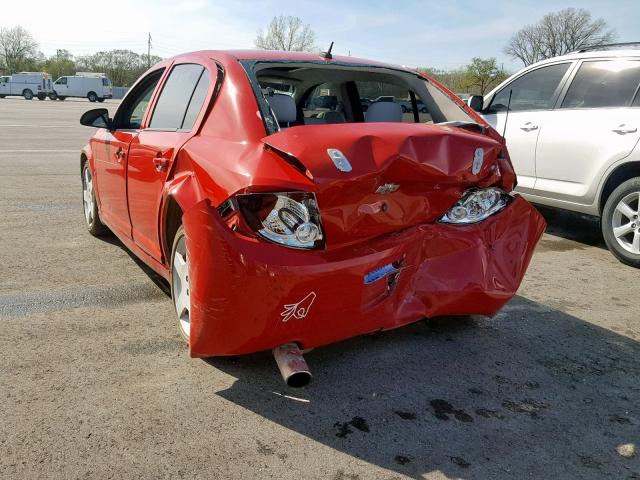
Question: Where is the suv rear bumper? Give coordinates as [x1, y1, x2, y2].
[183, 195, 545, 357]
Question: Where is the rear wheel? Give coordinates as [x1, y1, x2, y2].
[49, 92, 58, 100]
[82, 162, 109, 236]
[171, 226, 191, 342]
[602, 177, 640, 268]
[401, 105, 408, 113]
[87, 91, 97, 102]
[23, 89, 33, 100]
[37, 93, 46, 101]
[58, 96, 66, 101]
[97, 98, 105, 103]
[0, 95, 5, 99]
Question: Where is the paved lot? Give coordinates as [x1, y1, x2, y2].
[1, 97, 638, 479]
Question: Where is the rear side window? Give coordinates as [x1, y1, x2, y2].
[489, 63, 570, 112]
[181, 69, 211, 131]
[150, 64, 205, 130]
[561, 60, 640, 109]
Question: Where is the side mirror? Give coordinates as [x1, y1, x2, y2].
[80, 108, 111, 129]
[467, 95, 484, 112]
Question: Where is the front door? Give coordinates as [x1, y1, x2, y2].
[535, 59, 640, 204]
[92, 69, 165, 238]
[53, 77, 69, 97]
[482, 62, 573, 192]
[127, 63, 212, 260]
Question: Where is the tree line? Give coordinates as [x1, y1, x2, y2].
[0, 26, 161, 86]
[1, 8, 614, 91]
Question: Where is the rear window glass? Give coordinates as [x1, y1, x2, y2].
[150, 64, 204, 130]
[561, 60, 640, 109]
[356, 81, 431, 122]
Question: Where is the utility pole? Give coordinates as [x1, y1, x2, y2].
[147, 33, 152, 69]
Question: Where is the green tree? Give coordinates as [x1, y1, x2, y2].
[76, 49, 162, 86]
[463, 57, 508, 95]
[44, 50, 76, 79]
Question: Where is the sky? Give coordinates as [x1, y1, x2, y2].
[2, 0, 639, 71]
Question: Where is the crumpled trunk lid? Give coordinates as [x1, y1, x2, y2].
[262, 123, 503, 247]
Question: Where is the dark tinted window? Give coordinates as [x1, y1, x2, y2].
[150, 64, 204, 130]
[181, 69, 211, 130]
[490, 63, 570, 112]
[561, 60, 640, 109]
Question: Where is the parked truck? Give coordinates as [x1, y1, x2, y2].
[51, 73, 113, 102]
[0, 72, 53, 100]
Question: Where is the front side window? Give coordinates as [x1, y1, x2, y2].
[56, 77, 67, 85]
[116, 69, 164, 129]
[303, 83, 344, 120]
[561, 60, 640, 109]
[489, 63, 570, 112]
[149, 64, 205, 130]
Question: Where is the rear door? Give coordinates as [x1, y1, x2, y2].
[127, 63, 213, 260]
[482, 62, 573, 192]
[92, 69, 165, 237]
[535, 59, 640, 204]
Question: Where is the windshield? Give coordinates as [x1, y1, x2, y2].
[102, 77, 112, 86]
[245, 60, 477, 134]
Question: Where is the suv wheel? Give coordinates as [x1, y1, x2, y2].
[602, 177, 640, 268]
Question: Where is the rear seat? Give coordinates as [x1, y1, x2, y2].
[304, 111, 346, 125]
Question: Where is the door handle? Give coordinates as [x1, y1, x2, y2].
[153, 155, 169, 172]
[520, 122, 539, 132]
[612, 124, 637, 135]
[115, 148, 125, 162]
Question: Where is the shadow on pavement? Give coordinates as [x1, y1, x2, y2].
[206, 296, 640, 479]
[535, 204, 607, 250]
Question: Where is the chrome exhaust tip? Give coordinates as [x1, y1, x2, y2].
[272, 343, 312, 388]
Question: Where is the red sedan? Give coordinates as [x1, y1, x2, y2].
[80, 50, 545, 386]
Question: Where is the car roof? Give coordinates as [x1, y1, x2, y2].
[526, 48, 640, 68]
[168, 49, 411, 72]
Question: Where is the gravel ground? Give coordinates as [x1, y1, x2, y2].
[0, 97, 638, 479]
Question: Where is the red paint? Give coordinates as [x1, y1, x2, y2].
[82, 50, 545, 357]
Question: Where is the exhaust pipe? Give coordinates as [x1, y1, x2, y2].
[273, 343, 312, 387]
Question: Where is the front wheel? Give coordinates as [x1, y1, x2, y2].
[602, 177, 640, 268]
[171, 226, 191, 342]
[87, 91, 97, 102]
[58, 96, 66, 101]
[97, 98, 105, 103]
[82, 162, 109, 236]
[23, 89, 33, 100]
[401, 105, 408, 113]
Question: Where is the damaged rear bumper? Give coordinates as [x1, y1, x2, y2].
[183, 195, 545, 357]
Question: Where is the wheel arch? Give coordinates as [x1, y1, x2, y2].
[599, 161, 640, 214]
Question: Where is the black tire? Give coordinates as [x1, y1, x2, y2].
[97, 98, 105, 103]
[81, 162, 109, 236]
[170, 225, 190, 343]
[58, 96, 66, 101]
[601, 177, 640, 268]
[49, 92, 58, 100]
[0, 95, 5, 98]
[421, 107, 428, 113]
[87, 91, 97, 102]
[37, 93, 46, 101]
[23, 89, 33, 100]
[401, 105, 408, 113]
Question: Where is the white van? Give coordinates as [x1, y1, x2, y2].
[52, 73, 113, 102]
[0, 72, 53, 100]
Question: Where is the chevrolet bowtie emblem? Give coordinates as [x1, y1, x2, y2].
[375, 183, 400, 194]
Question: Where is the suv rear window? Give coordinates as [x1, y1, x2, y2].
[561, 60, 640, 109]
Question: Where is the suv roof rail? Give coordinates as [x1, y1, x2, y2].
[574, 42, 640, 53]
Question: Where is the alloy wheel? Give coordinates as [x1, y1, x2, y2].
[172, 236, 190, 338]
[611, 191, 640, 254]
[82, 167, 94, 225]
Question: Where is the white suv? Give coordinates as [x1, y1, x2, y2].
[469, 44, 640, 267]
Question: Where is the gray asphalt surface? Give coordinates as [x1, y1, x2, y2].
[0, 97, 638, 479]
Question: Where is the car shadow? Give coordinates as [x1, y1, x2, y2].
[205, 296, 640, 479]
[534, 204, 607, 250]
[95, 233, 171, 296]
